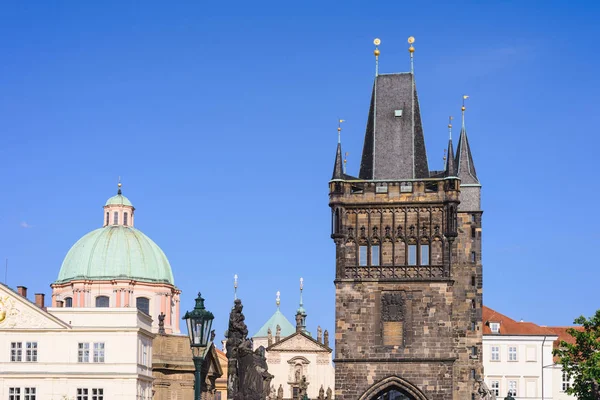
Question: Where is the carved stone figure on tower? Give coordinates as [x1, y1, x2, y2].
[226, 298, 274, 400]
[323, 329, 329, 348]
[318, 384, 325, 399]
[326, 387, 332, 400]
[267, 327, 273, 347]
[317, 325, 322, 343]
[277, 384, 284, 400]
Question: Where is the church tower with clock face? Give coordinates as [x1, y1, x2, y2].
[329, 38, 483, 400]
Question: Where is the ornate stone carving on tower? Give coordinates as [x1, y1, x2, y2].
[226, 299, 273, 400]
[329, 37, 483, 400]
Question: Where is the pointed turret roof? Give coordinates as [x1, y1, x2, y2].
[445, 137, 456, 177]
[332, 142, 344, 180]
[455, 117, 479, 184]
[359, 73, 429, 180]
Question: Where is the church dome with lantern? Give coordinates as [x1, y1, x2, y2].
[51, 183, 181, 334]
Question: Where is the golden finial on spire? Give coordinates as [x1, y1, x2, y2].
[338, 119, 345, 144]
[117, 177, 122, 194]
[443, 148, 447, 166]
[276, 290, 281, 308]
[408, 36, 415, 74]
[374, 38, 381, 76]
[344, 152, 349, 174]
[462, 95, 469, 128]
[448, 116, 454, 140]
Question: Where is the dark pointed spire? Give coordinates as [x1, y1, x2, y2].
[358, 38, 429, 180]
[445, 116, 456, 177]
[456, 97, 479, 184]
[332, 121, 344, 180]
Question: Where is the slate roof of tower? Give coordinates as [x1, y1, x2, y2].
[445, 137, 456, 177]
[359, 73, 429, 180]
[456, 125, 479, 184]
[332, 142, 344, 180]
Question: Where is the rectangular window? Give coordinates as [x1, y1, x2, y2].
[509, 346, 517, 361]
[24, 388, 36, 400]
[471, 321, 476, 331]
[562, 371, 571, 391]
[92, 388, 103, 400]
[471, 276, 476, 286]
[470, 346, 478, 358]
[142, 343, 148, 365]
[420, 244, 429, 265]
[471, 226, 476, 238]
[26, 342, 38, 362]
[9, 387, 21, 400]
[408, 244, 417, 266]
[93, 343, 105, 363]
[11, 342, 22, 362]
[124, 212, 128, 226]
[77, 388, 89, 400]
[490, 381, 500, 397]
[359, 246, 367, 266]
[371, 245, 380, 266]
[490, 322, 500, 333]
[65, 297, 73, 307]
[113, 212, 118, 225]
[78, 343, 90, 363]
[508, 380, 518, 397]
[491, 345, 500, 361]
[470, 369, 476, 379]
[471, 251, 476, 262]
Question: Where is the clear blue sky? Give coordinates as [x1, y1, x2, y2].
[1, 1, 598, 339]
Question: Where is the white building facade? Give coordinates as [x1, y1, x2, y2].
[0, 283, 154, 400]
[482, 306, 579, 400]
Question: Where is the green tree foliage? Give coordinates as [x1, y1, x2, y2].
[553, 310, 600, 400]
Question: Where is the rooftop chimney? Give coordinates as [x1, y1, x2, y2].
[35, 293, 45, 309]
[17, 286, 27, 298]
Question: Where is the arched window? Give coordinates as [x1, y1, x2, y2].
[64, 297, 73, 307]
[124, 212, 128, 226]
[136, 297, 150, 315]
[105, 212, 109, 226]
[374, 389, 413, 400]
[113, 212, 118, 225]
[95, 296, 110, 308]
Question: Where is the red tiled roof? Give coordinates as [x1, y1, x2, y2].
[546, 326, 584, 362]
[482, 306, 557, 336]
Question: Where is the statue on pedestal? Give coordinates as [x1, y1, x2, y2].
[226, 299, 274, 400]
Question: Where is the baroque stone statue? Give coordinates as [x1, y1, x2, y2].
[298, 376, 309, 399]
[326, 387, 332, 400]
[157, 312, 166, 335]
[226, 299, 274, 400]
[323, 329, 329, 348]
[474, 378, 497, 400]
[318, 384, 325, 399]
[267, 327, 273, 347]
[317, 326, 322, 343]
[275, 324, 281, 343]
[277, 384, 284, 400]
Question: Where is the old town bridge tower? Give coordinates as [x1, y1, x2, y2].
[328, 39, 483, 400]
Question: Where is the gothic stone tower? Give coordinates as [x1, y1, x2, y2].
[329, 67, 483, 399]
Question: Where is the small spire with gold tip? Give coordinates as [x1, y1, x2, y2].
[299, 277, 304, 307]
[338, 119, 345, 144]
[408, 36, 415, 74]
[344, 152, 349, 174]
[234, 274, 238, 300]
[462, 95, 469, 128]
[117, 177, 122, 195]
[443, 148, 447, 167]
[448, 116, 454, 140]
[373, 38, 381, 76]
[276, 290, 281, 309]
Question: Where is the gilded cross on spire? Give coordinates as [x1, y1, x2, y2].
[373, 38, 381, 76]
[408, 36, 415, 74]
[117, 176, 122, 195]
[276, 290, 281, 308]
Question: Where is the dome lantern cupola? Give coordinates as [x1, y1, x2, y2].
[103, 182, 135, 227]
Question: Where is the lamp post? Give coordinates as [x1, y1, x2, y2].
[183, 292, 215, 400]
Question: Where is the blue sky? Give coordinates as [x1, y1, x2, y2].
[1, 1, 598, 339]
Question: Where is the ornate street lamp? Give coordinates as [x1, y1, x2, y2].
[183, 292, 215, 400]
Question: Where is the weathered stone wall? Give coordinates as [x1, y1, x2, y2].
[330, 179, 483, 400]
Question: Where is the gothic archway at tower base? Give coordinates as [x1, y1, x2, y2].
[358, 376, 429, 400]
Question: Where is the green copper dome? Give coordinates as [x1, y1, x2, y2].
[253, 309, 295, 338]
[105, 194, 133, 207]
[55, 226, 174, 285]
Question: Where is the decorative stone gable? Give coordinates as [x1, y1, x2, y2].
[0, 286, 67, 330]
[269, 333, 329, 353]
